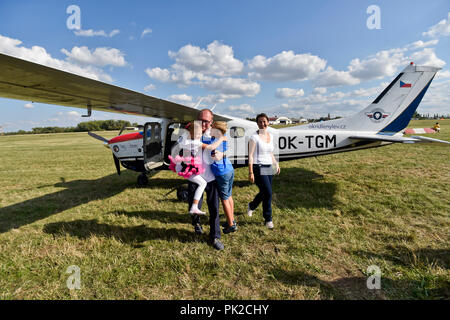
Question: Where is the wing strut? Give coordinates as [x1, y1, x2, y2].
[82, 103, 92, 117]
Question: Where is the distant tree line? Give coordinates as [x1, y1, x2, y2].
[412, 112, 449, 120]
[4, 120, 138, 135]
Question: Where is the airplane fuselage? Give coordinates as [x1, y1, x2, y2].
[106, 118, 389, 174]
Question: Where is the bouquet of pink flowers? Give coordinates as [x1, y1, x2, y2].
[168, 155, 205, 178]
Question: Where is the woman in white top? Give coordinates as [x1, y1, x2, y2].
[247, 113, 280, 229]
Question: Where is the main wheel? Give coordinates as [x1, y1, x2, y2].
[137, 173, 148, 187]
[176, 184, 189, 202]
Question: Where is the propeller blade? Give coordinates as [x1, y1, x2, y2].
[88, 132, 109, 143]
[113, 154, 121, 175]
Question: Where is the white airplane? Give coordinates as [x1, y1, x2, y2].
[0, 53, 448, 193]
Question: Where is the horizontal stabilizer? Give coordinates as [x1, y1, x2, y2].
[349, 135, 418, 143]
[410, 135, 450, 145]
[349, 134, 450, 145]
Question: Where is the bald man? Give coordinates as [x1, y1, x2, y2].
[187, 108, 224, 250]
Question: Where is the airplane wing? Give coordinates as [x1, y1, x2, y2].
[0, 53, 230, 122]
[349, 134, 450, 145]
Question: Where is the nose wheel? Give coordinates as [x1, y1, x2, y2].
[137, 173, 148, 187]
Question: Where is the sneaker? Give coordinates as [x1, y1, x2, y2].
[247, 204, 254, 217]
[266, 221, 274, 229]
[223, 221, 237, 234]
[212, 238, 224, 250]
[189, 207, 206, 215]
[194, 224, 203, 235]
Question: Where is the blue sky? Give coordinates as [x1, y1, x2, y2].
[0, 0, 449, 132]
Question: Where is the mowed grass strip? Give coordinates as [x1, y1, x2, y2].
[0, 120, 448, 300]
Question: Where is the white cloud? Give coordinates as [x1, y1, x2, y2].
[24, 103, 34, 109]
[145, 67, 172, 82]
[248, 50, 326, 81]
[421, 79, 450, 113]
[47, 111, 81, 123]
[409, 48, 446, 68]
[422, 12, 450, 38]
[168, 94, 193, 103]
[145, 41, 260, 101]
[313, 66, 360, 87]
[74, 29, 120, 37]
[141, 28, 152, 37]
[348, 82, 388, 98]
[146, 65, 259, 99]
[168, 41, 244, 77]
[0, 34, 115, 82]
[267, 14, 450, 116]
[407, 39, 439, 50]
[201, 76, 260, 97]
[313, 35, 446, 88]
[143, 84, 156, 92]
[61, 46, 127, 67]
[313, 87, 327, 94]
[142, 17, 449, 115]
[224, 104, 255, 117]
[109, 29, 120, 37]
[265, 81, 389, 119]
[275, 87, 305, 99]
[435, 69, 450, 80]
[197, 94, 230, 105]
[264, 97, 368, 119]
[67, 111, 81, 117]
[347, 48, 407, 81]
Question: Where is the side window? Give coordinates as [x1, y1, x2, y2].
[230, 126, 245, 138]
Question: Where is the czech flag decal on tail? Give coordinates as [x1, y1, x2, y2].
[400, 81, 411, 88]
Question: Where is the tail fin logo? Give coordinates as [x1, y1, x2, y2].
[400, 81, 411, 88]
[366, 108, 390, 123]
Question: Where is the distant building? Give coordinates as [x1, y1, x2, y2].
[268, 117, 278, 124]
[291, 118, 308, 124]
[270, 116, 292, 125]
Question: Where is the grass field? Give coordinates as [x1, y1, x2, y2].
[0, 119, 448, 300]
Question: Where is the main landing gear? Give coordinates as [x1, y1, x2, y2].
[137, 173, 148, 187]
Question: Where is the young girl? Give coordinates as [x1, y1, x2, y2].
[169, 121, 225, 215]
[209, 121, 236, 233]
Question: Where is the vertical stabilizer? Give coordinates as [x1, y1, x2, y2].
[296, 63, 440, 134]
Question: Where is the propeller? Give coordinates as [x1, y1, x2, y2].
[88, 131, 109, 143]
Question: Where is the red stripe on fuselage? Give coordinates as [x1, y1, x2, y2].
[108, 132, 143, 144]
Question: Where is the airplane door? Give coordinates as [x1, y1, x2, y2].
[143, 122, 163, 171]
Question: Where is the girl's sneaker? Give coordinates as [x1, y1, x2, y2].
[189, 207, 206, 215]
